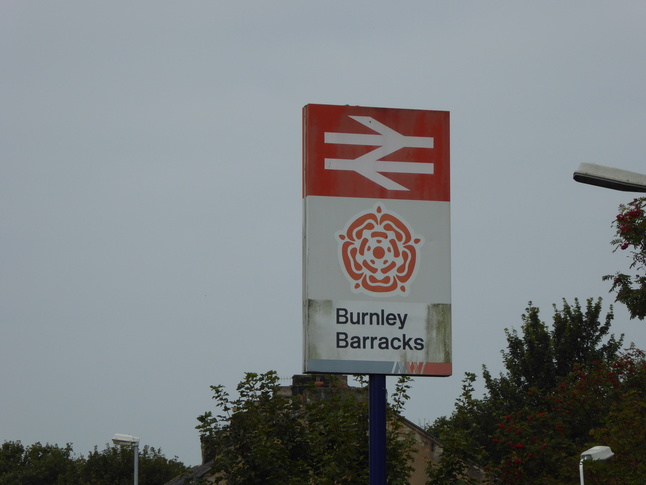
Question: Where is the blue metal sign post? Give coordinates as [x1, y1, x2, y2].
[369, 374, 387, 485]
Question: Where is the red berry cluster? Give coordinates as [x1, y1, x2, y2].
[614, 199, 645, 251]
[616, 207, 643, 237]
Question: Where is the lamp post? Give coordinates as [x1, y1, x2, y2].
[573, 163, 646, 192]
[579, 445, 614, 485]
[112, 433, 140, 485]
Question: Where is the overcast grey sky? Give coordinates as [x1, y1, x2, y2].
[2, 1, 645, 466]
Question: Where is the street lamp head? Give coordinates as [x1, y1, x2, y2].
[581, 445, 614, 462]
[579, 445, 614, 485]
[112, 433, 140, 447]
[573, 163, 646, 193]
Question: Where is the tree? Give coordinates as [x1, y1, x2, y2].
[604, 197, 646, 320]
[0, 441, 80, 485]
[0, 441, 24, 478]
[486, 298, 622, 406]
[0, 440, 186, 485]
[492, 347, 646, 484]
[196, 371, 415, 485]
[425, 373, 490, 485]
[80, 444, 186, 485]
[427, 298, 624, 481]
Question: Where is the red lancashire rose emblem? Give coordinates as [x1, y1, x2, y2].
[336, 204, 424, 296]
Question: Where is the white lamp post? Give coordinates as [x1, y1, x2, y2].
[112, 433, 140, 485]
[579, 445, 614, 485]
[573, 163, 646, 192]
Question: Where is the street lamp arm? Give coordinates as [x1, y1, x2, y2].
[573, 163, 646, 193]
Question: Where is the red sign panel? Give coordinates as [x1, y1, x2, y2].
[303, 104, 450, 201]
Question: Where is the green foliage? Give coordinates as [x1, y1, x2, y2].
[428, 299, 624, 482]
[586, 348, 646, 485]
[0, 440, 186, 485]
[491, 298, 622, 401]
[492, 347, 646, 484]
[603, 197, 646, 320]
[426, 374, 489, 484]
[196, 371, 415, 485]
[80, 444, 186, 485]
[0, 442, 79, 485]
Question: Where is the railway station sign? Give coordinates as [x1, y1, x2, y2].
[303, 104, 451, 376]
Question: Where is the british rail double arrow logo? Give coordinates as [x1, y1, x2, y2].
[324, 116, 435, 191]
